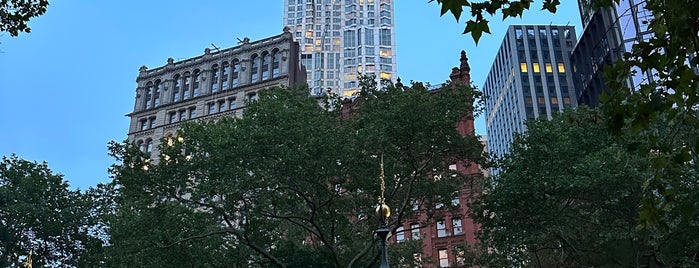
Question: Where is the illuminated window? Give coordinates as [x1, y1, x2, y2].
[545, 63, 553, 73]
[380, 72, 391, 79]
[558, 63, 566, 72]
[533, 63, 540, 72]
[538, 97, 545, 104]
[564, 97, 571, 104]
[551, 97, 559, 104]
[520, 62, 528, 72]
[438, 249, 449, 267]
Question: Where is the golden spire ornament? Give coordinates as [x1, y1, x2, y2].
[24, 250, 32, 268]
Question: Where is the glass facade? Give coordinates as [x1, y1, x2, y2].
[283, 0, 397, 97]
[482, 25, 578, 173]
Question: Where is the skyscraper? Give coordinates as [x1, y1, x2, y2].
[283, 0, 397, 97]
[482, 25, 578, 162]
[571, 0, 654, 107]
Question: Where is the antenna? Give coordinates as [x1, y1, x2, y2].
[211, 43, 220, 52]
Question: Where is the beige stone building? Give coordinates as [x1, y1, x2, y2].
[127, 30, 307, 157]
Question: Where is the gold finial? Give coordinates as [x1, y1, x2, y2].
[24, 250, 32, 268]
[377, 154, 390, 224]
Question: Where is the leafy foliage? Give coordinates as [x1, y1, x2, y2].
[471, 108, 657, 267]
[106, 79, 487, 267]
[0, 155, 103, 267]
[0, 0, 49, 36]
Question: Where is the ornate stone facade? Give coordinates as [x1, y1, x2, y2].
[127, 31, 307, 157]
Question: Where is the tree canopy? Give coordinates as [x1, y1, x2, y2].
[0, 0, 49, 36]
[104, 79, 487, 267]
[0, 155, 104, 267]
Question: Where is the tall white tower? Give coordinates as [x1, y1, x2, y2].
[283, 0, 397, 97]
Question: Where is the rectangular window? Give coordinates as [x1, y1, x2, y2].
[533, 63, 540, 72]
[557, 63, 565, 73]
[551, 97, 559, 104]
[452, 218, 463, 235]
[411, 223, 420, 240]
[189, 108, 197, 119]
[140, 119, 147, 130]
[229, 98, 237, 110]
[515, 28, 523, 39]
[149, 117, 156, 129]
[218, 101, 226, 112]
[438, 249, 449, 267]
[169, 112, 177, 123]
[437, 220, 447, 237]
[520, 62, 528, 72]
[545, 63, 553, 73]
[179, 110, 187, 121]
[379, 29, 391, 46]
[396, 226, 405, 242]
[208, 103, 215, 115]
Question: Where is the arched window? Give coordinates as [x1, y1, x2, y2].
[144, 82, 153, 109]
[272, 50, 281, 78]
[192, 69, 201, 97]
[173, 74, 181, 102]
[261, 52, 271, 80]
[250, 54, 259, 83]
[221, 62, 230, 90]
[145, 139, 153, 153]
[231, 60, 240, 87]
[211, 64, 219, 93]
[183, 72, 191, 99]
[154, 80, 162, 107]
[138, 140, 145, 152]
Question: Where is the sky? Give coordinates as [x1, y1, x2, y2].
[0, 1, 582, 190]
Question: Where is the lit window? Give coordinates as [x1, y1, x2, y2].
[380, 72, 391, 79]
[437, 220, 447, 237]
[545, 63, 553, 73]
[538, 97, 545, 104]
[438, 249, 449, 267]
[564, 97, 571, 104]
[533, 63, 540, 72]
[452, 218, 463, 235]
[551, 97, 559, 104]
[520, 62, 528, 72]
[395, 226, 405, 242]
[558, 63, 566, 72]
[410, 223, 420, 239]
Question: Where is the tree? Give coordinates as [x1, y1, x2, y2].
[0, 0, 49, 36]
[106, 79, 486, 267]
[0, 155, 104, 267]
[471, 108, 660, 267]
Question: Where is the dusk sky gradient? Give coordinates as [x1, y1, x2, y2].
[0, 1, 582, 190]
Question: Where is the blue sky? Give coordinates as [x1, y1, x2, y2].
[0, 1, 582, 190]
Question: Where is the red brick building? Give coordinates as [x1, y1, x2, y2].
[391, 51, 485, 267]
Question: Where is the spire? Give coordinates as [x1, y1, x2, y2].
[460, 50, 471, 72]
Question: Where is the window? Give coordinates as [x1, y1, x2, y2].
[251, 55, 259, 83]
[232, 60, 240, 87]
[411, 199, 419, 211]
[154, 81, 162, 107]
[261, 53, 271, 80]
[410, 223, 420, 239]
[545, 63, 553, 73]
[438, 249, 449, 267]
[551, 97, 559, 104]
[437, 220, 447, 237]
[379, 29, 391, 46]
[208, 103, 215, 115]
[247, 92, 257, 102]
[149, 117, 156, 129]
[520, 62, 528, 72]
[189, 107, 197, 119]
[169, 112, 177, 123]
[144, 83, 153, 109]
[183, 72, 191, 99]
[138, 141, 145, 152]
[179, 110, 187, 121]
[229, 98, 237, 110]
[140, 119, 148, 130]
[452, 218, 463, 235]
[564, 97, 571, 105]
[451, 195, 460, 207]
[533, 63, 540, 72]
[557, 63, 565, 73]
[222, 62, 230, 90]
[192, 70, 200, 97]
[515, 28, 523, 39]
[395, 226, 405, 242]
[173, 75, 181, 102]
[272, 51, 281, 78]
[145, 139, 153, 153]
[211, 65, 219, 92]
[344, 30, 356, 47]
[218, 101, 226, 112]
